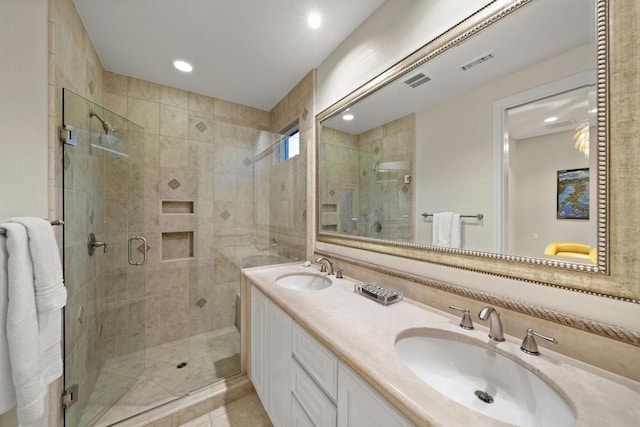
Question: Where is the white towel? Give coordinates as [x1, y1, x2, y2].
[0, 231, 17, 414]
[432, 212, 461, 248]
[9, 218, 66, 313]
[0, 220, 66, 425]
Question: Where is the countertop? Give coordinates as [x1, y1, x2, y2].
[242, 262, 640, 427]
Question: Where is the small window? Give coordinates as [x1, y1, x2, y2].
[274, 128, 300, 164]
[283, 130, 300, 160]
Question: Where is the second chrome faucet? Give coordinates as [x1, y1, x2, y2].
[478, 306, 505, 342]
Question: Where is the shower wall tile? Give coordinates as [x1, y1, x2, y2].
[128, 98, 160, 134]
[128, 199, 146, 234]
[160, 104, 189, 138]
[238, 104, 270, 130]
[159, 168, 199, 200]
[159, 292, 189, 326]
[188, 116, 215, 143]
[144, 166, 161, 200]
[189, 92, 214, 117]
[103, 92, 128, 118]
[128, 77, 161, 103]
[105, 198, 128, 232]
[144, 296, 160, 330]
[127, 270, 146, 300]
[213, 173, 236, 202]
[104, 71, 128, 96]
[160, 136, 189, 169]
[145, 134, 161, 167]
[162, 86, 190, 109]
[104, 157, 129, 198]
[213, 98, 238, 122]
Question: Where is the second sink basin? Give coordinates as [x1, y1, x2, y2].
[395, 329, 575, 427]
[276, 273, 332, 291]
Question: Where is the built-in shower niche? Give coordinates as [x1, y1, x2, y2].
[161, 231, 194, 260]
[162, 200, 194, 214]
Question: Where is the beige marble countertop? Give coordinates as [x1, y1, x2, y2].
[243, 262, 640, 427]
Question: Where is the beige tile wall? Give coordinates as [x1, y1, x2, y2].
[267, 71, 315, 261]
[102, 71, 275, 351]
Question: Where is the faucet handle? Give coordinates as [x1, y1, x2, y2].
[520, 328, 557, 355]
[448, 305, 474, 330]
[335, 268, 344, 279]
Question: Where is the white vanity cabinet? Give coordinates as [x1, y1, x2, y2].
[250, 285, 414, 427]
[251, 286, 292, 427]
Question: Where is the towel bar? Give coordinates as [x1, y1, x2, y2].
[422, 212, 484, 220]
[0, 219, 64, 236]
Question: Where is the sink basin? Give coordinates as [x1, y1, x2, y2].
[276, 273, 332, 291]
[395, 330, 575, 427]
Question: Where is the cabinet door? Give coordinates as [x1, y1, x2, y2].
[251, 286, 268, 405]
[337, 363, 413, 427]
[268, 300, 293, 427]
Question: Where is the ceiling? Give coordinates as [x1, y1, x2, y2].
[73, 0, 385, 110]
[322, 0, 595, 137]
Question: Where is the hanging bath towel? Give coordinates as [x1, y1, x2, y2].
[432, 212, 461, 248]
[0, 218, 66, 425]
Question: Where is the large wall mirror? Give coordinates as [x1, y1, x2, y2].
[317, 0, 616, 296]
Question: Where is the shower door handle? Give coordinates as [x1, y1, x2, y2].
[128, 236, 148, 266]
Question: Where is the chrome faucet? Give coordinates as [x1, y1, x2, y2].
[315, 256, 334, 275]
[478, 306, 505, 342]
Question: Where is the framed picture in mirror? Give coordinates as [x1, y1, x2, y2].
[557, 168, 589, 220]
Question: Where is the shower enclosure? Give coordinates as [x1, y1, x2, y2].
[62, 89, 305, 426]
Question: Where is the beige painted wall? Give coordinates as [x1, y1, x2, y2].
[0, 0, 49, 220]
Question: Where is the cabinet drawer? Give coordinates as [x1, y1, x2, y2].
[291, 395, 315, 427]
[292, 359, 337, 427]
[292, 322, 339, 400]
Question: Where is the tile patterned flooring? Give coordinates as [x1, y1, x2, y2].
[179, 392, 272, 427]
[79, 327, 240, 427]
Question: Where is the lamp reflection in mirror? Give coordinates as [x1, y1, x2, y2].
[573, 122, 589, 157]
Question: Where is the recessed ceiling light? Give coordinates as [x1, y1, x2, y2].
[173, 60, 193, 73]
[544, 116, 558, 123]
[307, 12, 321, 29]
[342, 114, 354, 121]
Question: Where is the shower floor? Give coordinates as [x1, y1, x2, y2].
[79, 326, 241, 427]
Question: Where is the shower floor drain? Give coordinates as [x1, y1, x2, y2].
[176, 362, 187, 369]
[475, 390, 494, 404]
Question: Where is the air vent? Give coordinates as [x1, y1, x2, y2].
[459, 53, 495, 71]
[403, 73, 431, 88]
[545, 119, 576, 130]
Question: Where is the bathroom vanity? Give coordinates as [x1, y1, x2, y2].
[243, 263, 640, 426]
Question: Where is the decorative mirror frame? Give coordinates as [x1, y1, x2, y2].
[315, 0, 624, 300]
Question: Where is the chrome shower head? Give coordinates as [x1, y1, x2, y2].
[89, 109, 114, 135]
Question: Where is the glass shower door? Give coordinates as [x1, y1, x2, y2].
[62, 89, 146, 426]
